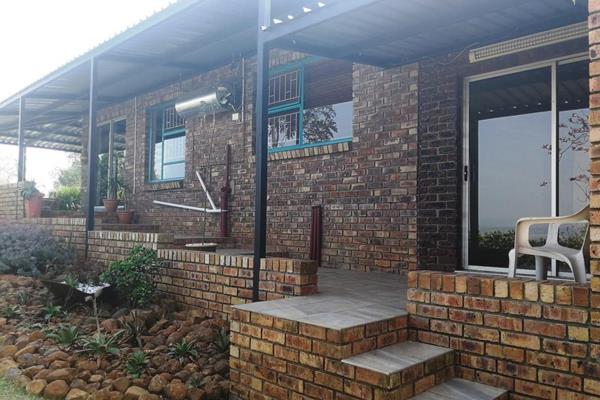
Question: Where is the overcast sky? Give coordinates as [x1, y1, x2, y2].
[0, 0, 174, 192]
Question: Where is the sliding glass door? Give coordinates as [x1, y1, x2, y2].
[464, 57, 589, 275]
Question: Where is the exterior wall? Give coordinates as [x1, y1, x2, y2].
[85, 51, 419, 273]
[417, 38, 588, 271]
[590, 0, 600, 296]
[0, 183, 23, 219]
[87, 230, 173, 266]
[407, 271, 600, 399]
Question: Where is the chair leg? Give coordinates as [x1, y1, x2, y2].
[508, 249, 517, 278]
[535, 256, 547, 281]
[570, 254, 587, 284]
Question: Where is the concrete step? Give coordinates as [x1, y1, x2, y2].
[412, 378, 508, 400]
[342, 341, 454, 390]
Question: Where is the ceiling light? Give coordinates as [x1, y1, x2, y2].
[318, 2, 326, 7]
[273, 18, 283, 24]
[303, 6, 312, 13]
[288, 15, 295, 20]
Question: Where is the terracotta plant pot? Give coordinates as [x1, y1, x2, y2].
[24, 195, 44, 218]
[116, 210, 135, 224]
[103, 198, 119, 213]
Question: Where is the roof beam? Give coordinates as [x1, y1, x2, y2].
[99, 54, 200, 70]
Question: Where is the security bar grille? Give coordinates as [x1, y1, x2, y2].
[469, 22, 587, 63]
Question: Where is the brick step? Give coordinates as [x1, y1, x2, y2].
[342, 341, 454, 394]
[233, 301, 408, 361]
[412, 378, 508, 400]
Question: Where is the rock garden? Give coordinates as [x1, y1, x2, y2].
[0, 224, 230, 400]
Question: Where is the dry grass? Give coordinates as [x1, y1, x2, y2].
[0, 379, 38, 400]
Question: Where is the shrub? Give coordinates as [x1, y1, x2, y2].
[42, 304, 64, 321]
[169, 340, 198, 364]
[53, 186, 81, 211]
[120, 311, 147, 348]
[47, 325, 79, 348]
[213, 328, 230, 353]
[126, 351, 148, 378]
[100, 246, 161, 307]
[81, 332, 123, 357]
[0, 305, 20, 319]
[0, 224, 73, 277]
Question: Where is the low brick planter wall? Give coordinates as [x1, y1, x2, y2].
[407, 271, 600, 399]
[87, 230, 173, 266]
[158, 252, 318, 319]
[0, 183, 22, 219]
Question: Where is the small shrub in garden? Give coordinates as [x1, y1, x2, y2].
[42, 304, 63, 321]
[100, 246, 162, 307]
[120, 310, 147, 348]
[169, 340, 198, 364]
[16, 291, 31, 306]
[52, 186, 81, 211]
[213, 328, 230, 353]
[0, 224, 73, 277]
[126, 351, 148, 378]
[47, 325, 79, 348]
[81, 331, 123, 357]
[0, 305, 20, 319]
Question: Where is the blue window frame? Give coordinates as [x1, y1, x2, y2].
[268, 58, 353, 152]
[148, 104, 186, 182]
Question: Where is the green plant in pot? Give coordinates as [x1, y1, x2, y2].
[22, 181, 44, 218]
[102, 176, 119, 214]
[116, 182, 134, 224]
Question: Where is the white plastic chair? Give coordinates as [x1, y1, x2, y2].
[508, 206, 589, 284]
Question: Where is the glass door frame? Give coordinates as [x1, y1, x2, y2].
[462, 52, 588, 278]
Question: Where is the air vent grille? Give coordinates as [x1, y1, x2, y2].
[469, 22, 587, 63]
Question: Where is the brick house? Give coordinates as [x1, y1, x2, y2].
[2, 0, 600, 398]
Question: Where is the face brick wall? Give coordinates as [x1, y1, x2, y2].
[417, 39, 588, 271]
[590, 0, 600, 295]
[83, 51, 419, 273]
[407, 271, 600, 399]
[0, 183, 23, 219]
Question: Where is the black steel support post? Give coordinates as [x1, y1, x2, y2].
[85, 58, 99, 258]
[17, 97, 26, 182]
[253, 0, 271, 302]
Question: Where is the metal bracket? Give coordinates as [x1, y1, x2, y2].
[153, 170, 226, 213]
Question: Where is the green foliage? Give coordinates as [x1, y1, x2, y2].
[478, 230, 516, 250]
[52, 186, 81, 211]
[0, 224, 73, 277]
[42, 305, 63, 321]
[0, 305, 20, 319]
[213, 328, 230, 353]
[47, 325, 79, 348]
[52, 154, 81, 190]
[100, 246, 161, 307]
[81, 332, 123, 357]
[64, 275, 78, 289]
[169, 340, 198, 364]
[21, 182, 41, 200]
[120, 311, 147, 348]
[126, 351, 148, 379]
[188, 376, 203, 389]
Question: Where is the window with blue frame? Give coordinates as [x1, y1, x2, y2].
[268, 59, 353, 151]
[148, 105, 186, 182]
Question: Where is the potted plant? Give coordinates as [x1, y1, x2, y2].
[22, 182, 44, 218]
[116, 183, 135, 224]
[102, 176, 119, 213]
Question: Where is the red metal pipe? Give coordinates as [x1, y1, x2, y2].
[219, 144, 231, 237]
[310, 205, 322, 266]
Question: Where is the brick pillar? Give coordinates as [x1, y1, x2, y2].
[590, 0, 600, 292]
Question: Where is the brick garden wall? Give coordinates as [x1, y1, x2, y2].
[85, 230, 318, 317]
[81, 50, 419, 273]
[407, 271, 600, 399]
[0, 183, 23, 219]
[157, 252, 318, 319]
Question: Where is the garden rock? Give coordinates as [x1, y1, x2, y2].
[43, 379, 70, 399]
[66, 388, 89, 400]
[164, 380, 187, 400]
[0, 344, 17, 357]
[124, 385, 150, 400]
[112, 376, 130, 392]
[148, 374, 166, 393]
[26, 379, 47, 396]
[0, 357, 18, 375]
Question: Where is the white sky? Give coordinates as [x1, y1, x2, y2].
[0, 0, 174, 193]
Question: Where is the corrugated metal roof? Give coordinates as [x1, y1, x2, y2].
[0, 0, 589, 152]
